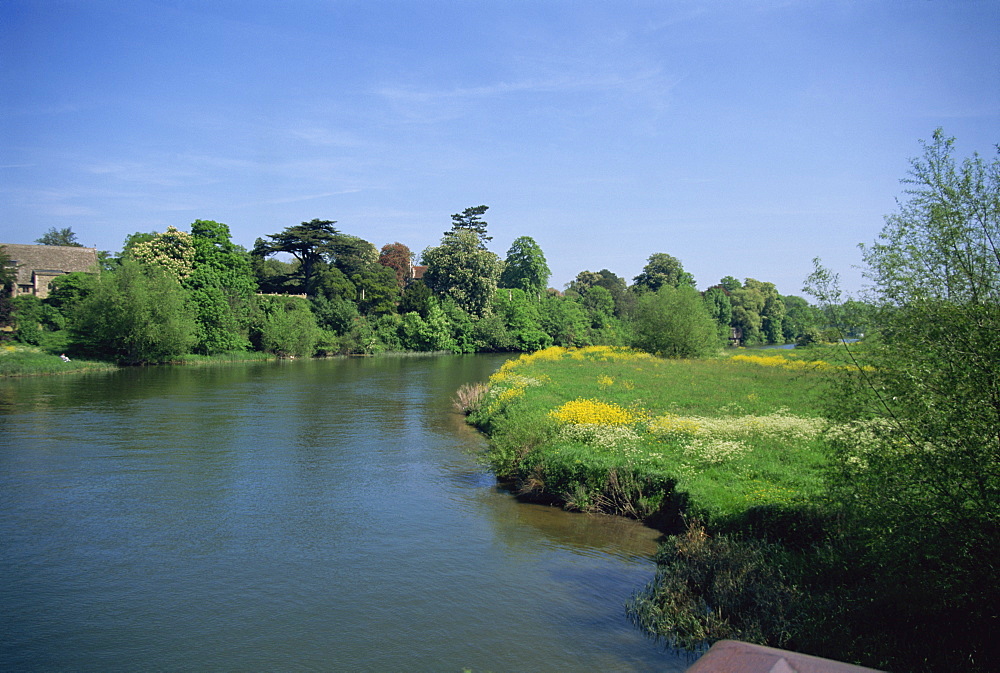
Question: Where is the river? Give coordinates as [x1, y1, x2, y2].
[0, 355, 687, 672]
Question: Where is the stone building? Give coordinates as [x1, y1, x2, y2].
[1, 243, 100, 299]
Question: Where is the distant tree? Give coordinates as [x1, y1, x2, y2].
[398, 280, 433, 318]
[35, 227, 83, 247]
[332, 234, 379, 278]
[539, 295, 591, 347]
[566, 269, 634, 317]
[492, 287, 552, 351]
[447, 205, 491, 245]
[719, 275, 742, 292]
[500, 236, 550, 296]
[352, 265, 399, 316]
[703, 286, 733, 339]
[779, 295, 819, 342]
[378, 242, 414, 290]
[255, 219, 340, 295]
[421, 229, 504, 317]
[633, 253, 696, 292]
[632, 285, 719, 358]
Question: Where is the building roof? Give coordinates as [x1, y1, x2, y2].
[2, 243, 99, 285]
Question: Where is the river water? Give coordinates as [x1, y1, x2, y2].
[0, 355, 687, 672]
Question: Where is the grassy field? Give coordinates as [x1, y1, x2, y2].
[466, 345, 846, 529]
[0, 343, 118, 377]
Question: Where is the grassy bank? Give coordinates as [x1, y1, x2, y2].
[0, 343, 118, 377]
[465, 345, 842, 529]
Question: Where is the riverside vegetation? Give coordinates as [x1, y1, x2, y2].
[463, 131, 999, 673]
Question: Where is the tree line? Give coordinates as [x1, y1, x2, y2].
[1, 206, 846, 364]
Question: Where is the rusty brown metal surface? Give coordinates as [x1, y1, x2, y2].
[685, 640, 884, 673]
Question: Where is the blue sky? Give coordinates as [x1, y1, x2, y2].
[2, 0, 997, 297]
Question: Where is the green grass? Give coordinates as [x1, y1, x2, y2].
[167, 351, 277, 365]
[0, 343, 118, 377]
[468, 345, 837, 529]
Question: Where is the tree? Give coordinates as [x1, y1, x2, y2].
[70, 259, 196, 364]
[810, 130, 1000, 671]
[703, 286, 733, 340]
[255, 219, 339, 295]
[719, 276, 742, 292]
[421, 229, 504, 317]
[378, 242, 414, 290]
[35, 227, 83, 247]
[250, 295, 321, 357]
[499, 236, 550, 296]
[124, 226, 196, 280]
[187, 220, 257, 354]
[332, 234, 378, 278]
[631, 284, 719, 358]
[447, 205, 491, 245]
[633, 253, 696, 292]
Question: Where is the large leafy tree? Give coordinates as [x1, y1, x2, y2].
[35, 227, 83, 247]
[1, 245, 18, 330]
[421, 229, 503, 317]
[255, 219, 339, 295]
[71, 259, 196, 364]
[631, 284, 719, 358]
[633, 252, 695, 293]
[499, 236, 550, 296]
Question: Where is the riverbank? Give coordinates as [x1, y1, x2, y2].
[465, 345, 838, 531]
[0, 343, 118, 377]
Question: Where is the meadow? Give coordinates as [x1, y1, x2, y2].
[0, 343, 118, 377]
[465, 345, 847, 529]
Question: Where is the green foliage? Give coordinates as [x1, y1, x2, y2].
[352, 264, 400, 315]
[492, 288, 552, 352]
[255, 219, 339, 295]
[627, 523, 802, 650]
[729, 278, 785, 345]
[632, 285, 720, 358]
[311, 294, 360, 334]
[35, 226, 83, 247]
[400, 300, 457, 352]
[499, 236, 550, 294]
[633, 252, 696, 292]
[398, 280, 432, 318]
[703, 286, 733, 339]
[70, 259, 197, 364]
[187, 220, 256, 354]
[447, 204, 491, 244]
[792, 130, 1000, 672]
[421, 229, 504, 317]
[45, 271, 97, 314]
[539, 295, 591, 346]
[250, 295, 321, 357]
[12, 295, 54, 345]
[332, 234, 379, 278]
